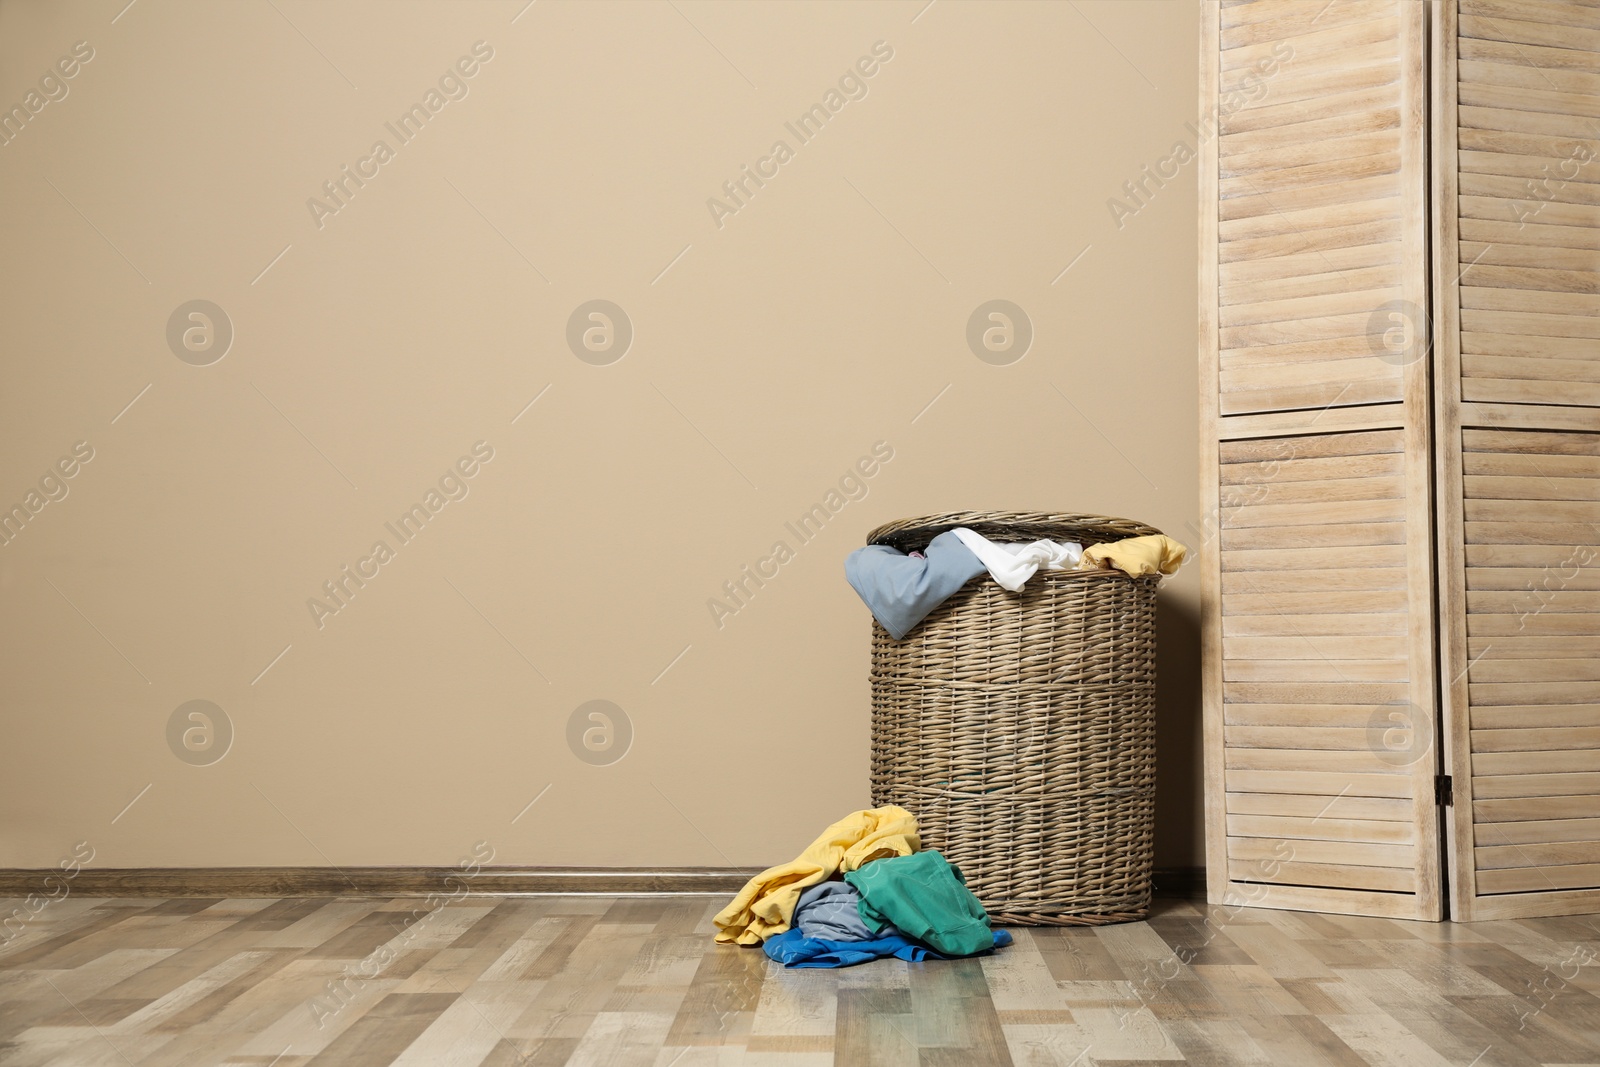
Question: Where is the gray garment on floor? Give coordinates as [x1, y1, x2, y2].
[794, 880, 899, 942]
[844, 530, 987, 640]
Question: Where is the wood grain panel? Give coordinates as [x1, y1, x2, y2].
[1472, 684, 1600, 709]
[1224, 613, 1408, 636]
[1220, 408, 1406, 438]
[1226, 724, 1392, 749]
[1228, 836, 1414, 868]
[1224, 747, 1412, 775]
[1223, 702, 1406, 728]
[1201, 1, 1436, 921]
[1465, 563, 1600, 588]
[1458, 195, 1600, 229]
[1223, 632, 1405, 656]
[1473, 748, 1600, 775]
[1455, 415, 1600, 920]
[1222, 132, 1403, 178]
[1474, 794, 1600, 822]
[1226, 814, 1414, 844]
[1468, 611, 1600, 636]
[1224, 659, 1409, 683]
[1477, 840, 1600, 869]
[1439, 0, 1600, 917]
[1478, 825, 1600, 844]
[1224, 544, 1408, 570]
[1221, 523, 1407, 550]
[1220, 477, 1409, 507]
[1471, 663, 1600, 685]
[1217, 498, 1406, 528]
[1473, 703, 1600, 728]
[1460, 0, 1600, 31]
[1226, 769, 1415, 799]
[1209, 0, 1418, 417]
[1225, 790, 1413, 821]
[1463, 377, 1600, 407]
[1220, 452, 1403, 483]
[1465, 522, 1600, 545]
[1459, 13, 1600, 53]
[1477, 863, 1600, 894]
[1219, 242, 1400, 288]
[1225, 681, 1409, 705]
[1473, 772, 1600, 800]
[1472, 725, 1600, 748]
[1227, 858, 1415, 892]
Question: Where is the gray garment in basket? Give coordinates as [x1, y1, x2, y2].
[794, 880, 900, 942]
[844, 530, 987, 640]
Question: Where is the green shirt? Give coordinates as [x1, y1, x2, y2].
[843, 850, 993, 957]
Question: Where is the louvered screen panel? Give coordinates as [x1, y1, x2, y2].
[1454, 0, 1600, 408]
[1216, 0, 1411, 416]
[1214, 430, 1439, 917]
[1464, 431, 1600, 898]
[1201, 0, 1441, 920]
[1436, 0, 1600, 920]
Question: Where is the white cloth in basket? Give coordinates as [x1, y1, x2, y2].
[950, 527, 1083, 593]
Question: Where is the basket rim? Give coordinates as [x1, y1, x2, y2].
[865, 511, 1163, 551]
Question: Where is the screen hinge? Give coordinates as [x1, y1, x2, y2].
[1435, 774, 1453, 807]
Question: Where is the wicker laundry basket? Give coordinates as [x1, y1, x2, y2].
[866, 511, 1163, 927]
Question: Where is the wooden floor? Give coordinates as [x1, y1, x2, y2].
[2, 894, 1599, 1066]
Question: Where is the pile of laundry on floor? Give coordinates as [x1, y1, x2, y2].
[845, 527, 1187, 639]
[713, 806, 1012, 968]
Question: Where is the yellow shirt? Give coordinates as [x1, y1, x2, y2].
[712, 806, 920, 945]
[1077, 534, 1187, 577]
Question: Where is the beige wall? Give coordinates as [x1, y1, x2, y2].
[0, 0, 1201, 872]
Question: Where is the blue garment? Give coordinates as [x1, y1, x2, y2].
[763, 927, 1013, 968]
[844, 531, 986, 640]
[794, 880, 897, 942]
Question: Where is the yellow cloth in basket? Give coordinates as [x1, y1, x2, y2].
[1077, 534, 1187, 577]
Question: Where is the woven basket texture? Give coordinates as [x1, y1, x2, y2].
[865, 511, 1162, 926]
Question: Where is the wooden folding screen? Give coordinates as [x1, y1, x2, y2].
[1202, 0, 1600, 922]
[1434, 0, 1600, 920]
[1199, 0, 1443, 921]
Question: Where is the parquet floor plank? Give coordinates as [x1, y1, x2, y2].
[3, 895, 1599, 1064]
